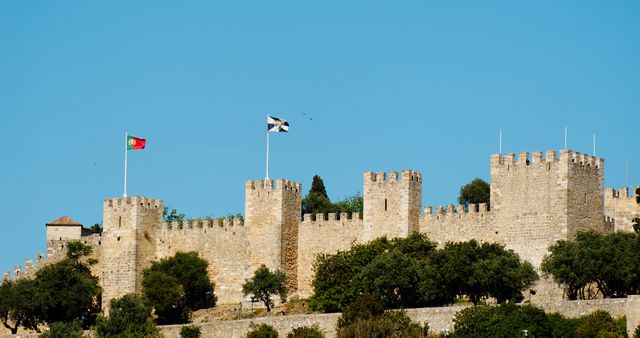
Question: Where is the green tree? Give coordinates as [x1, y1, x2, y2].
[35, 241, 101, 327]
[437, 240, 537, 304]
[336, 294, 385, 329]
[286, 324, 325, 338]
[633, 217, 640, 234]
[542, 230, 640, 299]
[90, 223, 103, 235]
[458, 178, 490, 209]
[180, 325, 202, 338]
[163, 207, 186, 224]
[336, 310, 426, 338]
[332, 193, 363, 215]
[302, 175, 333, 216]
[142, 251, 215, 324]
[94, 294, 160, 338]
[453, 303, 552, 338]
[0, 278, 40, 334]
[41, 320, 84, 338]
[242, 265, 287, 313]
[574, 310, 626, 338]
[246, 323, 278, 338]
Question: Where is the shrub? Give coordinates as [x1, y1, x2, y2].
[181, 325, 202, 338]
[287, 324, 325, 338]
[336, 310, 426, 338]
[94, 294, 161, 338]
[40, 320, 84, 338]
[246, 323, 278, 338]
[453, 303, 552, 338]
[575, 310, 626, 338]
[336, 293, 385, 328]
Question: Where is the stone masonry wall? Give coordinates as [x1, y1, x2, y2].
[101, 197, 163, 312]
[154, 299, 632, 338]
[297, 212, 364, 298]
[363, 170, 422, 241]
[155, 218, 249, 304]
[420, 203, 498, 245]
[565, 151, 607, 238]
[605, 186, 640, 233]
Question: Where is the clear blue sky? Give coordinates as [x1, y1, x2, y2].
[1, 1, 638, 276]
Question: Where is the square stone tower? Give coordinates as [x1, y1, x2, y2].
[245, 179, 302, 291]
[490, 150, 605, 268]
[101, 196, 163, 312]
[363, 170, 422, 241]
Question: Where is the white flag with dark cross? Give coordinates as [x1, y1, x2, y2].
[265, 115, 289, 180]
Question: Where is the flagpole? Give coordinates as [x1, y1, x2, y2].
[265, 122, 270, 181]
[564, 127, 567, 149]
[499, 130, 502, 154]
[123, 132, 128, 197]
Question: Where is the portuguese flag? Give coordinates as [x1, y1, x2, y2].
[127, 136, 146, 150]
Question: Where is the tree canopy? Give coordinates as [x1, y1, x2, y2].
[542, 230, 640, 299]
[94, 294, 160, 338]
[458, 178, 490, 209]
[242, 265, 288, 312]
[302, 175, 363, 217]
[142, 251, 215, 324]
[310, 234, 537, 312]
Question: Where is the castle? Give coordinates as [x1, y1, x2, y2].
[4, 149, 640, 311]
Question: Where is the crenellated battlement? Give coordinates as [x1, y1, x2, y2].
[302, 212, 362, 224]
[364, 170, 422, 183]
[163, 216, 244, 230]
[490, 150, 603, 170]
[606, 187, 640, 200]
[245, 179, 302, 192]
[2, 253, 47, 282]
[103, 196, 163, 209]
[423, 203, 489, 217]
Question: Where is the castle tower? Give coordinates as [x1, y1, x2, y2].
[604, 186, 640, 233]
[45, 216, 88, 258]
[490, 150, 605, 268]
[101, 196, 163, 312]
[245, 179, 302, 292]
[363, 170, 422, 241]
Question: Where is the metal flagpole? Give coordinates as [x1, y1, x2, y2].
[593, 134, 596, 156]
[626, 158, 629, 187]
[499, 130, 502, 154]
[266, 120, 270, 180]
[564, 127, 567, 149]
[123, 131, 128, 197]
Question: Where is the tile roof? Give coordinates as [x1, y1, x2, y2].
[46, 216, 82, 227]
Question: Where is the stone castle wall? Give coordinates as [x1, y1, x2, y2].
[605, 186, 640, 233]
[155, 218, 249, 304]
[297, 212, 363, 298]
[363, 170, 421, 241]
[11, 148, 640, 313]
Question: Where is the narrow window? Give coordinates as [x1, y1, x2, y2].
[118, 216, 121, 228]
[384, 199, 388, 211]
[584, 193, 587, 204]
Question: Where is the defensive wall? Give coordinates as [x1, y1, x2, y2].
[4, 148, 640, 317]
[155, 298, 636, 338]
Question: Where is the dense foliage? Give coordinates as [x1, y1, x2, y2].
[94, 294, 160, 338]
[0, 241, 100, 334]
[40, 320, 84, 338]
[457, 178, 490, 209]
[0, 278, 39, 334]
[302, 175, 363, 217]
[142, 251, 215, 324]
[310, 234, 537, 312]
[336, 303, 427, 338]
[542, 230, 640, 299]
[242, 265, 288, 312]
[286, 324, 325, 338]
[453, 303, 552, 337]
[180, 325, 202, 338]
[246, 323, 279, 338]
[453, 305, 626, 338]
